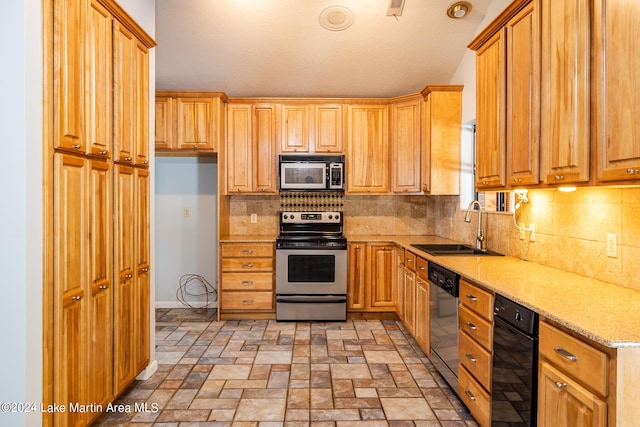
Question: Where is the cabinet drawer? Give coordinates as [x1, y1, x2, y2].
[459, 304, 493, 351]
[539, 322, 608, 396]
[221, 258, 273, 272]
[222, 291, 273, 310]
[221, 244, 273, 257]
[458, 365, 491, 427]
[416, 256, 428, 279]
[221, 272, 273, 291]
[459, 330, 492, 391]
[404, 251, 417, 272]
[459, 279, 494, 320]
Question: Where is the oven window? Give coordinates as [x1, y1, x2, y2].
[288, 254, 335, 282]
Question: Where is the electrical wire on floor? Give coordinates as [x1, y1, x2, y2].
[175, 274, 218, 312]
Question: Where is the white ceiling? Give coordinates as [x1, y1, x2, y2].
[155, 0, 493, 98]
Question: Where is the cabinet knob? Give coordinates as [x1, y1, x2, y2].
[72, 295, 82, 301]
[554, 381, 568, 389]
[125, 274, 132, 279]
[554, 175, 565, 181]
[481, 181, 489, 186]
[99, 285, 108, 290]
[99, 150, 108, 156]
[72, 144, 81, 149]
[513, 178, 522, 183]
[125, 157, 132, 162]
[141, 267, 149, 273]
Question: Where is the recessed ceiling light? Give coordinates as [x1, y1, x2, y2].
[319, 5, 354, 31]
[447, 1, 472, 19]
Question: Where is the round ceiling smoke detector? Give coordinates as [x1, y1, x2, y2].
[319, 5, 354, 31]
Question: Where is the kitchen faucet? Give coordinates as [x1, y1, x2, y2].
[464, 200, 484, 250]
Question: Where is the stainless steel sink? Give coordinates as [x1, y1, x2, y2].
[411, 243, 503, 256]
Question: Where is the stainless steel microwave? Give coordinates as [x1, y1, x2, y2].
[279, 155, 344, 190]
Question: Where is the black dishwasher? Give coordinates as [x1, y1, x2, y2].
[491, 294, 538, 427]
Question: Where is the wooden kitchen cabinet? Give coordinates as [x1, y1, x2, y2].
[280, 104, 310, 152]
[402, 250, 417, 335]
[45, 0, 154, 423]
[347, 242, 366, 311]
[469, 0, 537, 190]
[347, 242, 396, 313]
[394, 246, 405, 319]
[594, 0, 640, 183]
[225, 103, 278, 194]
[369, 243, 395, 310]
[391, 96, 422, 193]
[421, 86, 463, 194]
[346, 104, 390, 193]
[539, 0, 590, 185]
[414, 256, 429, 354]
[219, 243, 275, 318]
[154, 92, 226, 154]
[538, 321, 608, 427]
[457, 279, 494, 427]
[314, 104, 344, 153]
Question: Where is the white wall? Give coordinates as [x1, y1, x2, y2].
[0, 0, 42, 424]
[155, 157, 219, 307]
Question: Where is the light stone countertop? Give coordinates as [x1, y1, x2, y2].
[349, 234, 640, 348]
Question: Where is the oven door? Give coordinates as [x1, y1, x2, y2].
[280, 162, 327, 190]
[275, 248, 347, 295]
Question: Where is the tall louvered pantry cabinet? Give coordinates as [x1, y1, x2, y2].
[43, 0, 155, 425]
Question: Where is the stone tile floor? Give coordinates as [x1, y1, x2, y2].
[93, 308, 477, 426]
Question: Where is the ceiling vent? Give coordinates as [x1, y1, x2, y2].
[319, 5, 355, 31]
[387, 0, 406, 16]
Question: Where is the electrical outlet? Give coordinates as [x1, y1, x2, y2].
[184, 207, 190, 218]
[529, 224, 536, 242]
[519, 223, 526, 240]
[606, 233, 618, 258]
[251, 213, 258, 224]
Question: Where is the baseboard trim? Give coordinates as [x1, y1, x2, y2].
[155, 301, 218, 309]
[136, 359, 158, 381]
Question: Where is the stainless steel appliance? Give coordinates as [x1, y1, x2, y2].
[275, 210, 347, 321]
[492, 294, 539, 426]
[428, 262, 460, 390]
[279, 154, 344, 190]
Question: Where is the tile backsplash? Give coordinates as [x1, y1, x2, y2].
[436, 188, 640, 291]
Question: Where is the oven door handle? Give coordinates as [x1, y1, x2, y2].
[276, 295, 347, 303]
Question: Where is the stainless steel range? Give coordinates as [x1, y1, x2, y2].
[275, 210, 347, 321]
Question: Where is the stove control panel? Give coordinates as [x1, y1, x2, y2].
[281, 211, 342, 224]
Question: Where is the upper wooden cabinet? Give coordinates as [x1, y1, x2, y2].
[346, 104, 390, 193]
[225, 103, 278, 194]
[154, 92, 226, 154]
[594, 0, 640, 183]
[469, 0, 537, 190]
[506, 3, 539, 187]
[314, 104, 344, 153]
[391, 97, 422, 194]
[280, 104, 310, 153]
[539, 0, 590, 185]
[421, 86, 463, 194]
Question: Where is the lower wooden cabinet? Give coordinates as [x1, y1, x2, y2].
[414, 256, 429, 354]
[347, 242, 396, 313]
[459, 365, 492, 427]
[538, 360, 607, 427]
[219, 243, 275, 318]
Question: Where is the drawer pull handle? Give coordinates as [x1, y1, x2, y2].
[242, 263, 254, 268]
[465, 390, 476, 401]
[141, 267, 149, 273]
[513, 178, 522, 183]
[99, 285, 108, 290]
[241, 280, 254, 285]
[554, 175, 565, 181]
[125, 157, 132, 161]
[481, 180, 489, 185]
[465, 352, 477, 363]
[627, 168, 639, 174]
[466, 294, 478, 302]
[419, 265, 425, 270]
[554, 346, 578, 362]
[242, 299, 254, 304]
[555, 381, 568, 389]
[242, 249, 254, 254]
[465, 321, 478, 331]
[406, 258, 413, 262]
[125, 274, 132, 279]
[99, 150, 108, 155]
[72, 144, 81, 149]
